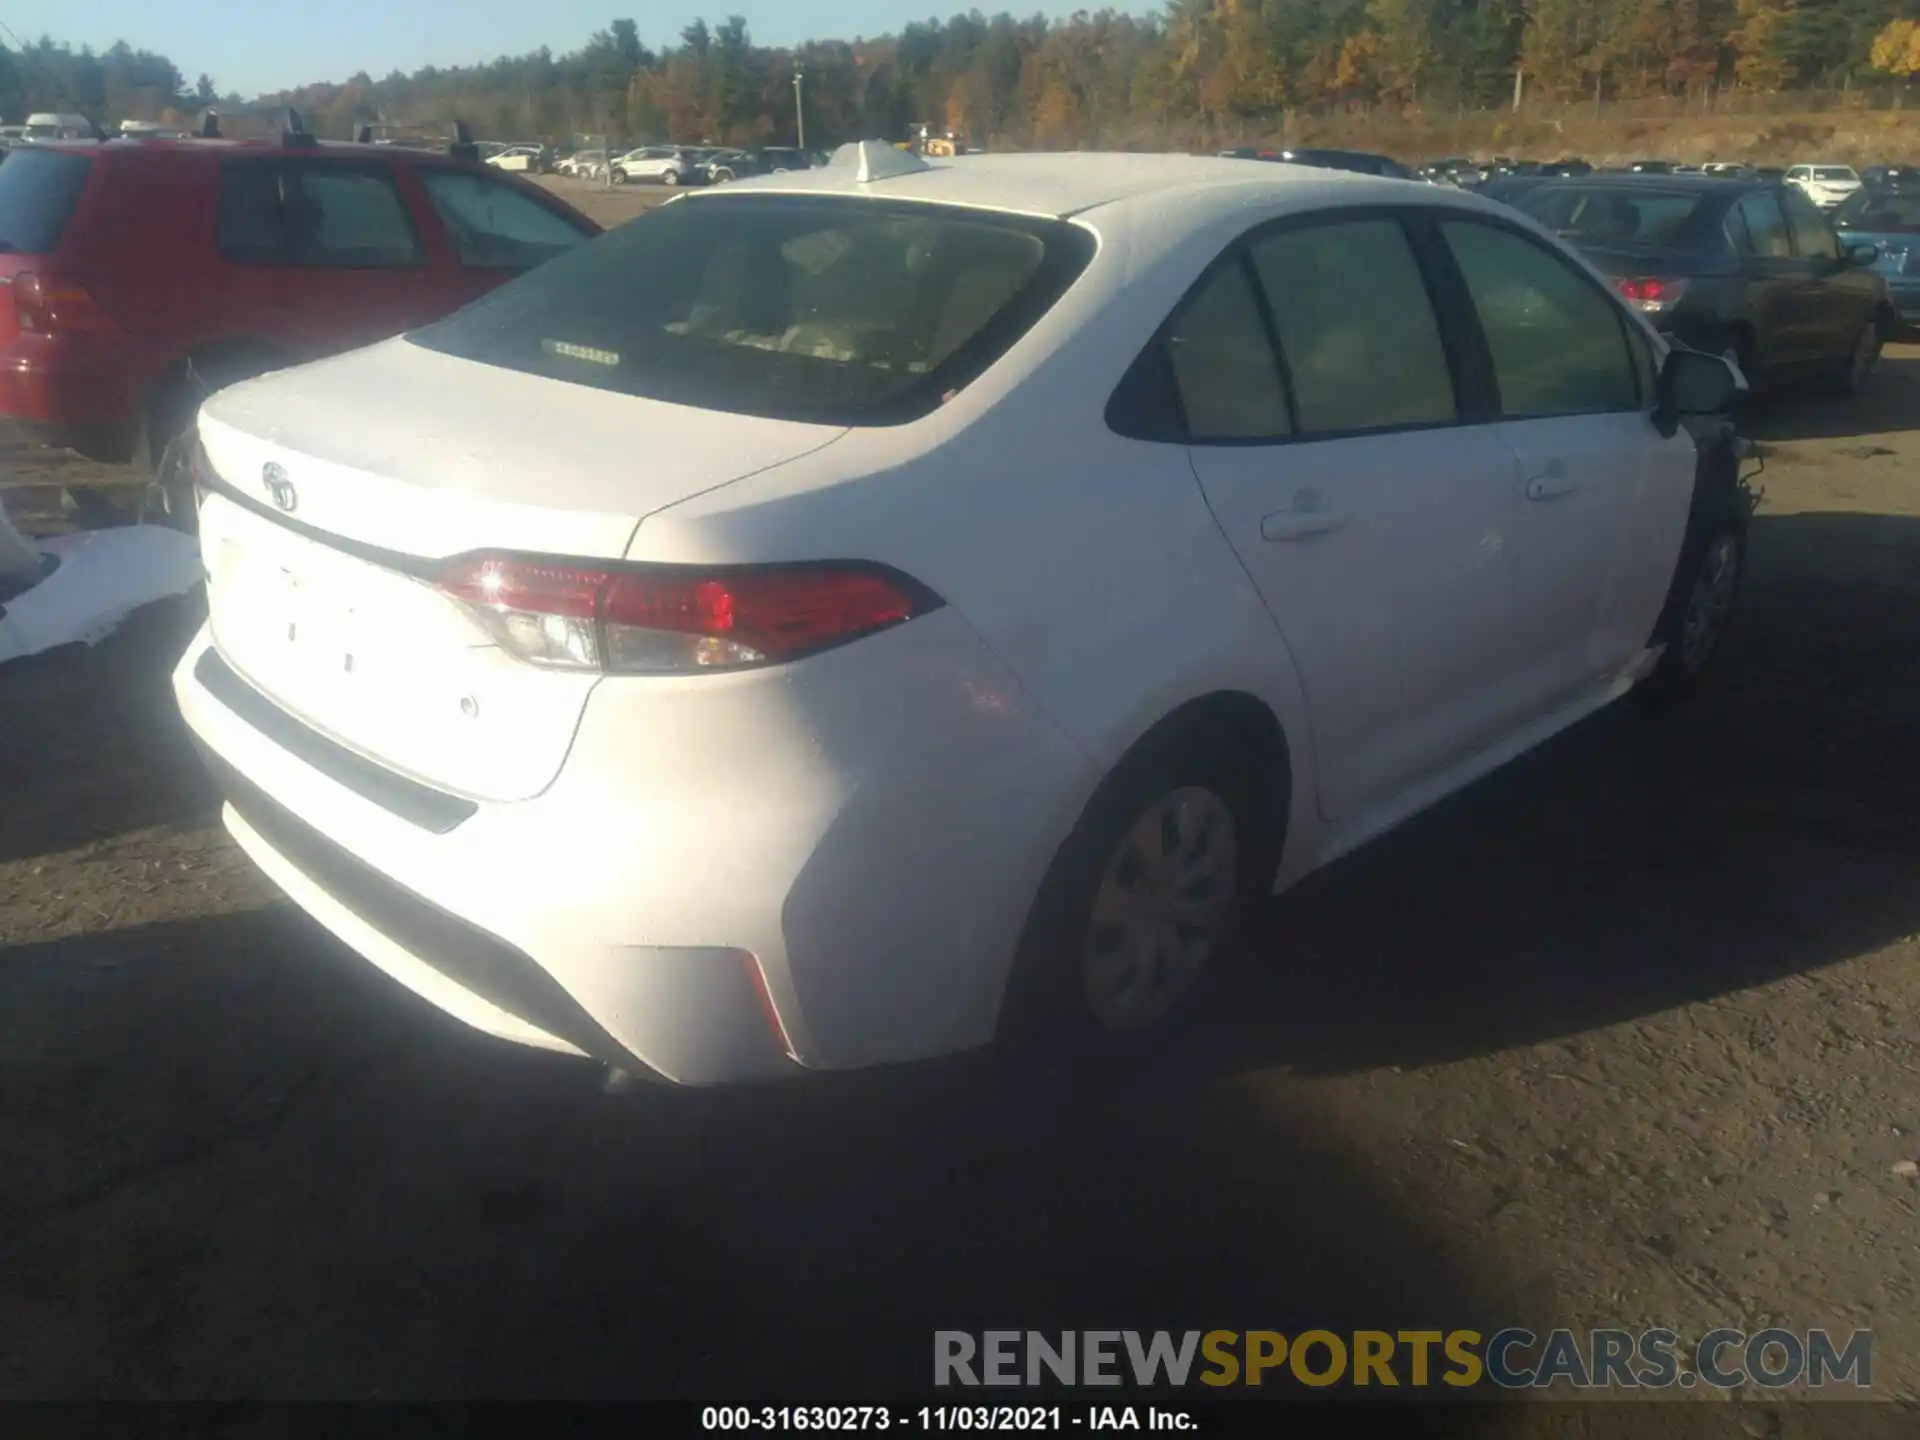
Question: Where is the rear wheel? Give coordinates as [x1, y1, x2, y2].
[1834, 316, 1884, 394]
[662, 170, 680, 187]
[999, 722, 1283, 1061]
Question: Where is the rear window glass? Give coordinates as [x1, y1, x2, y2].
[408, 195, 1094, 426]
[0, 148, 92, 254]
[1837, 191, 1920, 231]
[1517, 186, 1707, 248]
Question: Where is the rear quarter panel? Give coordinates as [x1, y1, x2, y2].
[634, 197, 1329, 887]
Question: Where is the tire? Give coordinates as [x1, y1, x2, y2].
[1638, 434, 1751, 705]
[711, 167, 734, 183]
[998, 721, 1284, 1061]
[1832, 315, 1885, 395]
[662, 170, 680, 187]
[610, 168, 628, 185]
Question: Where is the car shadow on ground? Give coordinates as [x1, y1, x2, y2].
[1162, 507, 1920, 1078]
[0, 907, 1523, 1413]
[1741, 349, 1920, 442]
[0, 592, 214, 865]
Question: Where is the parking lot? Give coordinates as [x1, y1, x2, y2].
[2, 321, 1918, 1406]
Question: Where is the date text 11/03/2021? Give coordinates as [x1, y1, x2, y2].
[701, 1407, 1193, 1432]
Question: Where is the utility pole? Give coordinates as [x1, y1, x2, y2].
[1513, 65, 1525, 112]
[793, 63, 806, 151]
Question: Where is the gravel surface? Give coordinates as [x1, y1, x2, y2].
[2, 326, 1918, 1413]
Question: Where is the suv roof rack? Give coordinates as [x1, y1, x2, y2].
[281, 107, 319, 148]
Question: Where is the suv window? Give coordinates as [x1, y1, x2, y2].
[217, 160, 424, 268]
[1737, 192, 1793, 259]
[408, 195, 1092, 426]
[0, 148, 92, 253]
[417, 170, 591, 269]
[1440, 220, 1639, 417]
[1781, 187, 1840, 260]
[1160, 259, 1291, 441]
[1249, 218, 1455, 434]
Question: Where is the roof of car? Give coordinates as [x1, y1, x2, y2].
[701, 150, 1415, 220]
[32, 135, 482, 164]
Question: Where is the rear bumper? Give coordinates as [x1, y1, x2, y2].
[172, 609, 1094, 1085]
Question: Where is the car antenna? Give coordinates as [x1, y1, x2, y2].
[0, 16, 110, 141]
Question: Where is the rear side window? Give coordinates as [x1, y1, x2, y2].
[407, 195, 1093, 426]
[217, 160, 423, 268]
[1738, 193, 1792, 259]
[1249, 219, 1456, 434]
[1161, 261, 1291, 440]
[0, 148, 92, 254]
[1781, 188, 1840, 261]
[417, 170, 591, 269]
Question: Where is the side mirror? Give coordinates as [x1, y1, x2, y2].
[1653, 347, 1743, 437]
[1847, 242, 1880, 267]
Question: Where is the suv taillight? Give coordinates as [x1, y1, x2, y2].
[436, 553, 943, 674]
[1614, 276, 1688, 314]
[11, 272, 117, 333]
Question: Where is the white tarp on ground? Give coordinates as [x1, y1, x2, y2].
[0, 497, 202, 667]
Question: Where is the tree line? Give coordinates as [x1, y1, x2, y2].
[8, 1, 1920, 152]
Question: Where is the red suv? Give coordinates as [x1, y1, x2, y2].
[0, 131, 601, 476]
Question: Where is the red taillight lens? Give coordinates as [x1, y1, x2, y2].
[437, 554, 941, 674]
[1615, 276, 1688, 309]
[10, 272, 117, 333]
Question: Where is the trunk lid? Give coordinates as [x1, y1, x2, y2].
[197, 338, 847, 802]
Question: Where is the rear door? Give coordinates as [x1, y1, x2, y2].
[1431, 215, 1696, 705]
[1729, 189, 1807, 371]
[1781, 184, 1876, 364]
[407, 166, 598, 308]
[214, 156, 450, 359]
[1179, 211, 1531, 823]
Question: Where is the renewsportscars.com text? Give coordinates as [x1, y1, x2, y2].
[934, 1328, 1872, 1391]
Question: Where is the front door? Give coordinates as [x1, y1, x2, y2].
[1431, 215, 1698, 701]
[1175, 214, 1529, 823]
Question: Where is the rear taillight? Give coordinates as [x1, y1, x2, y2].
[1614, 276, 1688, 313]
[436, 553, 943, 674]
[10, 272, 118, 333]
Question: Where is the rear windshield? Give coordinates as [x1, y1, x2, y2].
[1836, 189, 1920, 232]
[408, 194, 1095, 426]
[1516, 185, 1708, 249]
[0, 148, 92, 254]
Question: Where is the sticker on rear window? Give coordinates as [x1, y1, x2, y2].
[542, 339, 619, 366]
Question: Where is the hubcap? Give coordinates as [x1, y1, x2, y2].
[1082, 787, 1240, 1033]
[1679, 533, 1740, 675]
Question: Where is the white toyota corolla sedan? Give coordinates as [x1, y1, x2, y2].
[173, 142, 1748, 1085]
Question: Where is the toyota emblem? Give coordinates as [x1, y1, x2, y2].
[263, 462, 297, 513]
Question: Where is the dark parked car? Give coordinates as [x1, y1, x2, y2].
[1861, 164, 1920, 189]
[1539, 158, 1593, 177]
[1511, 174, 1893, 392]
[757, 146, 812, 172]
[1224, 146, 1413, 179]
[1833, 185, 1920, 329]
[1754, 166, 1788, 183]
[1476, 175, 1552, 209]
[1628, 159, 1678, 174]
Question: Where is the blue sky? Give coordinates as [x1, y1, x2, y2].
[9, 0, 1153, 97]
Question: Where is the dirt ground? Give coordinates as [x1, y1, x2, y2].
[3, 321, 1920, 1412]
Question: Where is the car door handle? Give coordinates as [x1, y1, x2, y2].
[1525, 474, 1579, 501]
[1262, 510, 1350, 541]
